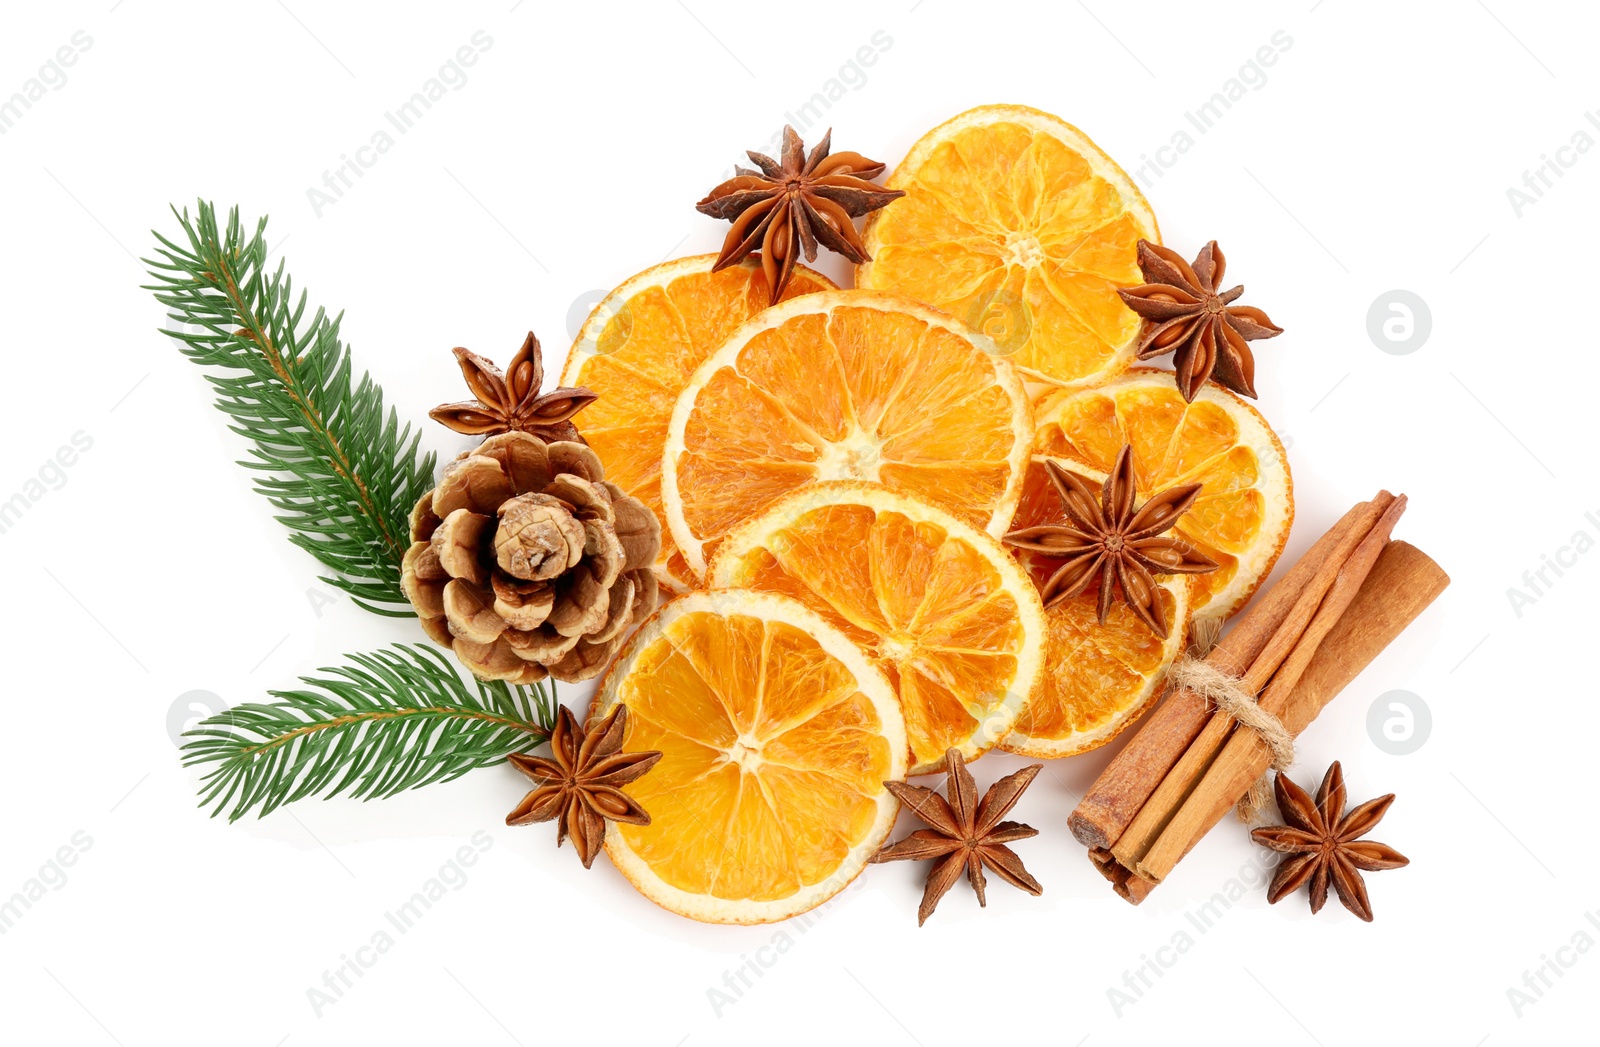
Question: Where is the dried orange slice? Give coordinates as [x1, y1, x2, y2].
[593, 589, 907, 925]
[661, 290, 1032, 579]
[999, 463, 1191, 758]
[858, 104, 1157, 389]
[1031, 368, 1293, 622]
[709, 482, 1046, 775]
[562, 255, 833, 592]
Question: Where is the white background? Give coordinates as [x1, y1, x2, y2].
[1, 1, 1594, 1043]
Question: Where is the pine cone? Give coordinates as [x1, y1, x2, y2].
[400, 431, 661, 683]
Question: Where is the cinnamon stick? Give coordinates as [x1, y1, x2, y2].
[1075, 494, 1393, 861]
[1112, 494, 1404, 877]
[1284, 541, 1448, 729]
[1095, 539, 1448, 902]
[1066, 498, 1376, 850]
[1132, 496, 1407, 883]
[1089, 847, 1158, 904]
[1134, 539, 1448, 883]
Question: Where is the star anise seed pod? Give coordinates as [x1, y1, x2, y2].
[505, 704, 662, 869]
[1117, 239, 1282, 402]
[696, 125, 904, 303]
[1250, 761, 1409, 922]
[1002, 445, 1217, 638]
[869, 748, 1043, 926]
[430, 331, 598, 442]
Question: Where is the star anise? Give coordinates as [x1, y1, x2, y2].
[869, 749, 1043, 926]
[1117, 240, 1283, 402]
[430, 331, 598, 442]
[505, 704, 662, 869]
[1250, 761, 1409, 922]
[696, 126, 904, 303]
[1002, 445, 1217, 638]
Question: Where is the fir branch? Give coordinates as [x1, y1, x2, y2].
[143, 201, 435, 615]
[182, 645, 557, 822]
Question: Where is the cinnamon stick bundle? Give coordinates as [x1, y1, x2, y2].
[1070, 494, 1448, 903]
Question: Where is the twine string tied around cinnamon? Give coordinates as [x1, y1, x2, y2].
[1165, 650, 1293, 822]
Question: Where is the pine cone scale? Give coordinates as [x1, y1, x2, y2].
[491, 574, 555, 630]
[433, 509, 494, 586]
[400, 543, 449, 617]
[433, 454, 516, 518]
[504, 625, 581, 663]
[602, 481, 661, 568]
[443, 579, 507, 645]
[452, 634, 530, 682]
[546, 555, 617, 638]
